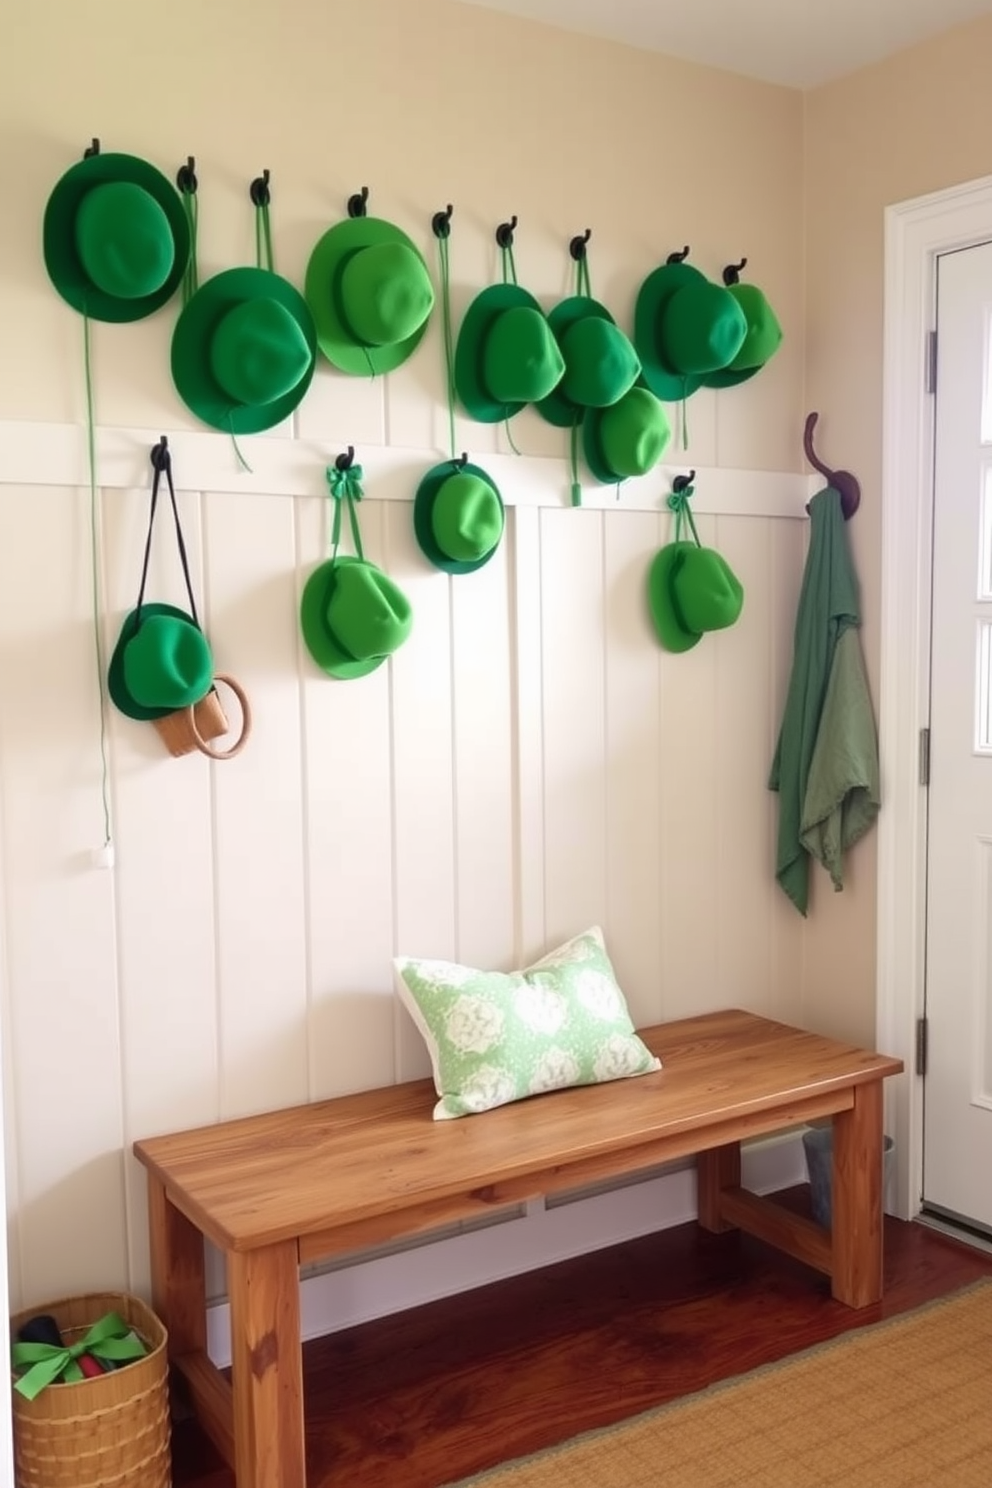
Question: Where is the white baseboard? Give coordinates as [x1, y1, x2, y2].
[205, 1132, 806, 1368]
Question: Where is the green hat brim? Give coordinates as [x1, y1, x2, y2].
[43, 152, 191, 324]
[171, 267, 317, 434]
[108, 603, 205, 719]
[300, 557, 386, 680]
[700, 363, 762, 389]
[454, 282, 545, 424]
[535, 296, 616, 428]
[634, 262, 706, 404]
[647, 543, 703, 653]
[304, 217, 431, 375]
[582, 404, 624, 485]
[413, 461, 505, 574]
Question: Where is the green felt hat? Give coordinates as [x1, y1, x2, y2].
[108, 603, 213, 720]
[583, 386, 671, 485]
[305, 217, 435, 376]
[454, 283, 565, 423]
[536, 297, 641, 428]
[414, 461, 505, 574]
[701, 282, 783, 388]
[648, 542, 744, 653]
[634, 262, 748, 403]
[300, 556, 412, 680]
[171, 267, 317, 433]
[43, 151, 190, 323]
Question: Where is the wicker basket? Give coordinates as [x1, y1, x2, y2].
[10, 1291, 171, 1488]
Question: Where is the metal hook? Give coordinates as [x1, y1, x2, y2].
[722, 257, 748, 287]
[569, 228, 592, 261]
[666, 245, 690, 265]
[432, 204, 454, 240]
[495, 215, 518, 250]
[84, 138, 100, 159]
[249, 169, 271, 207]
[335, 445, 356, 472]
[454, 452, 469, 470]
[176, 156, 197, 194]
[150, 435, 170, 472]
[803, 412, 861, 521]
[347, 186, 369, 219]
[672, 470, 696, 494]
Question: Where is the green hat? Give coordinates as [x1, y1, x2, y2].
[583, 386, 671, 484]
[634, 262, 748, 403]
[536, 297, 640, 428]
[171, 267, 317, 433]
[300, 556, 412, 680]
[455, 283, 565, 423]
[414, 461, 505, 574]
[43, 151, 190, 323]
[305, 217, 435, 376]
[648, 542, 744, 653]
[108, 603, 213, 720]
[701, 282, 783, 388]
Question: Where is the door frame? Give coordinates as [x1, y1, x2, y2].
[880, 173, 992, 1219]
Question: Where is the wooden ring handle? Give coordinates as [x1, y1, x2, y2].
[189, 674, 253, 761]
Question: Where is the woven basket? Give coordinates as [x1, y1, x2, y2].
[10, 1291, 171, 1488]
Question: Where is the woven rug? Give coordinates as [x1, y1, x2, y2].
[451, 1280, 992, 1488]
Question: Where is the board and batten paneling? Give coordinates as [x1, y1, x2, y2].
[0, 431, 810, 1314]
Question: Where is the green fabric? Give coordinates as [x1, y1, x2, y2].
[12, 1312, 148, 1400]
[582, 386, 671, 484]
[75, 181, 175, 299]
[413, 461, 505, 574]
[634, 261, 747, 403]
[536, 297, 640, 428]
[648, 542, 744, 653]
[702, 283, 783, 388]
[208, 296, 313, 406]
[394, 926, 661, 1121]
[108, 603, 212, 721]
[300, 557, 412, 679]
[769, 486, 868, 915]
[304, 217, 434, 375]
[799, 626, 880, 889]
[454, 282, 564, 423]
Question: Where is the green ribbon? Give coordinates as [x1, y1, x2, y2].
[667, 484, 701, 547]
[326, 462, 365, 564]
[11, 1312, 147, 1400]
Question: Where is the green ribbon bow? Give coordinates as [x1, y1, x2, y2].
[11, 1312, 147, 1400]
[667, 484, 701, 547]
[326, 462, 366, 564]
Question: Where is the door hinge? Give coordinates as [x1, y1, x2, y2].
[916, 1017, 929, 1077]
[919, 726, 931, 786]
[925, 329, 938, 394]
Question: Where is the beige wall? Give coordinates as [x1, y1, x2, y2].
[804, 12, 992, 1044]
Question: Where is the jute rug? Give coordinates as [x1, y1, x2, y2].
[451, 1280, 992, 1488]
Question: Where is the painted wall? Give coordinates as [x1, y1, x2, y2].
[804, 11, 992, 1045]
[0, 0, 811, 1313]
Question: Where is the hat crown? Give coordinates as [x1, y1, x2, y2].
[122, 612, 213, 710]
[338, 242, 435, 348]
[74, 180, 175, 300]
[483, 305, 565, 404]
[326, 562, 412, 663]
[599, 387, 671, 477]
[431, 472, 504, 562]
[726, 283, 783, 371]
[672, 546, 744, 634]
[661, 282, 748, 375]
[209, 295, 312, 407]
[561, 316, 640, 409]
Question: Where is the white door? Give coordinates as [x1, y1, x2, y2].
[924, 238, 992, 1235]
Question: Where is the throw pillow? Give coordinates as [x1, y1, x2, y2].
[393, 926, 661, 1120]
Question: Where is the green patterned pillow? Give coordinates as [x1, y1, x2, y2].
[393, 926, 662, 1120]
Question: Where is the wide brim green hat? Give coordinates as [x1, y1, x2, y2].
[648, 542, 744, 653]
[583, 385, 671, 485]
[536, 297, 640, 428]
[43, 152, 190, 323]
[701, 283, 783, 388]
[300, 556, 412, 680]
[454, 282, 564, 424]
[635, 261, 747, 403]
[413, 461, 505, 574]
[171, 267, 317, 434]
[108, 603, 213, 719]
[304, 217, 433, 375]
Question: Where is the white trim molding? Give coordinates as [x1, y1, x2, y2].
[880, 171, 992, 1220]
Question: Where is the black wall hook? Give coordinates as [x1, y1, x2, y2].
[348, 186, 369, 219]
[150, 435, 170, 473]
[249, 169, 271, 207]
[335, 445, 356, 472]
[803, 412, 861, 520]
[569, 228, 592, 261]
[722, 257, 748, 286]
[453, 452, 469, 469]
[84, 138, 100, 159]
[495, 215, 518, 250]
[672, 470, 696, 494]
[666, 245, 690, 265]
[432, 204, 454, 240]
[176, 156, 197, 194]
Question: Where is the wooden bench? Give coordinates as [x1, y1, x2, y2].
[133, 1008, 903, 1488]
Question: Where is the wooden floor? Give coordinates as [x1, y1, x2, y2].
[171, 1191, 992, 1488]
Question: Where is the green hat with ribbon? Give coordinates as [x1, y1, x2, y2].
[648, 481, 744, 652]
[700, 264, 783, 388]
[305, 203, 435, 376]
[300, 460, 413, 679]
[583, 385, 671, 485]
[634, 258, 748, 403]
[536, 300, 640, 428]
[414, 460, 505, 574]
[109, 603, 214, 719]
[43, 147, 191, 322]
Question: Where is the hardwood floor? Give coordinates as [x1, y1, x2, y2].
[170, 1191, 992, 1488]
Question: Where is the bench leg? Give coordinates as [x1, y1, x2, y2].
[831, 1079, 884, 1308]
[229, 1240, 305, 1488]
[697, 1141, 741, 1232]
[147, 1175, 206, 1359]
